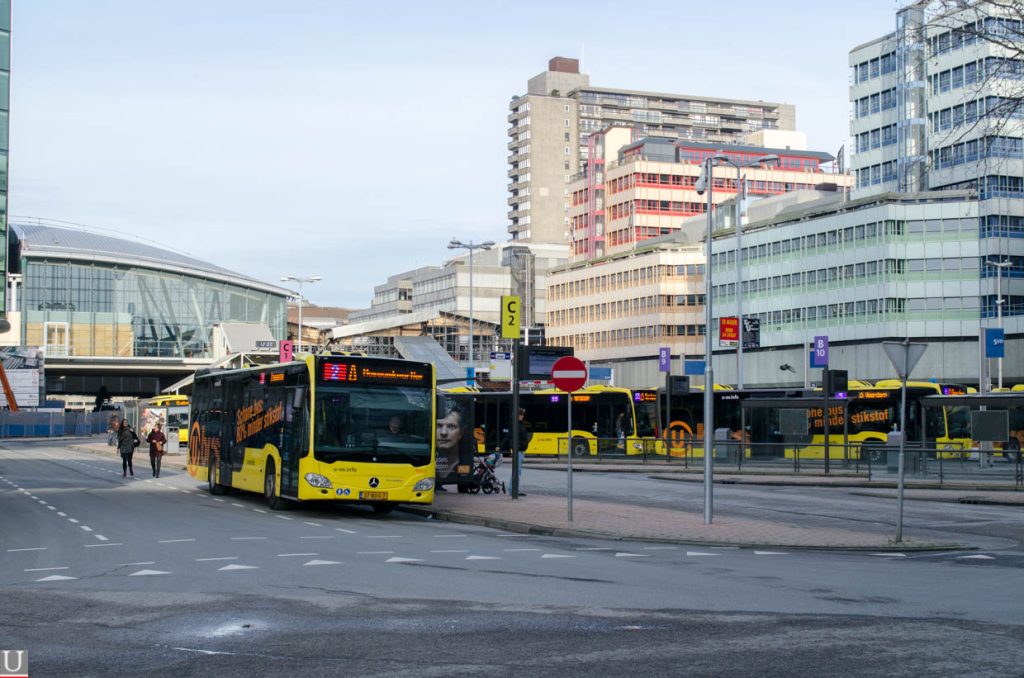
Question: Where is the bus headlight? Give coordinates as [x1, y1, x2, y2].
[304, 473, 333, 488]
[414, 478, 435, 491]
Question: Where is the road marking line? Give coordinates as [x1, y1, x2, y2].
[335, 528, 357, 534]
[615, 553, 649, 558]
[218, 564, 258, 571]
[642, 546, 678, 550]
[504, 548, 541, 552]
[496, 533, 531, 538]
[7, 547, 46, 552]
[466, 555, 500, 560]
[158, 539, 196, 544]
[299, 535, 334, 540]
[80, 526, 93, 533]
[120, 562, 155, 566]
[25, 566, 69, 572]
[85, 543, 122, 548]
[357, 551, 395, 555]
[196, 557, 238, 562]
[46, 506, 57, 511]
[754, 551, 787, 555]
[231, 503, 245, 507]
[367, 535, 402, 539]
[870, 553, 907, 558]
[304, 559, 341, 566]
[230, 537, 266, 541]
[957, 554, 996, 560]
[433, 534, 467, 538]
[541, 554, 576, 559]
[275, 516, 293, 520]
[95, 535, 109, 541]
[68, 519, 80, 524]
[36, 574, 77, 582]
[278, 553, 318, 557]
[129, 569, 170, 576]
[686, 552, 719, 557]
[576, 547, 612, 551]
[213, 498, 225, 503]
[252, 509, 267, 514]
[431, 550, 469, 553]
[303, 522, 322, 527]
[385, 557, 422, 563]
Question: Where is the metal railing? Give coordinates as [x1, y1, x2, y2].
[539, 437, 1022, 486]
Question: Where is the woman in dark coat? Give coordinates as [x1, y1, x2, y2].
[117, 420, 138, 478]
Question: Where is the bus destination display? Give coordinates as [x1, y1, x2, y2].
[320, 360, 429, 386]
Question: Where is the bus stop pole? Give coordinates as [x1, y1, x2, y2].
[896, 373, 907, 542]
[567, 393, 573, 522]
[511, 339, 521, 499]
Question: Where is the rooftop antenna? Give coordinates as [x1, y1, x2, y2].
[580, 41, 585, 73]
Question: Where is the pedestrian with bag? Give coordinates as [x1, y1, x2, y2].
[146, 422, 167, 478]
[116, 420, 139, 478]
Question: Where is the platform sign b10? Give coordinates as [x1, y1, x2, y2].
[811, 336, 829, 368]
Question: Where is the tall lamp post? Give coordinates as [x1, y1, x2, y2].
[280, 275, 322, 353]
[694, 157, 716, 524]
[448, 239, 495, 365]
[987, 256, 1011, 389]
[710, 153, 778, 389]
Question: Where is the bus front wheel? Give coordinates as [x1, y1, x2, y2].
[263, 459, 287, 511]
[208, 456, 227, 495]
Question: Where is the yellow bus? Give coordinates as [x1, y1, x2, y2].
[145, 394, 190, 445]
[449, 386, 655, 457]
[188, 354, 437, 512]
[792, 380, 972, 461]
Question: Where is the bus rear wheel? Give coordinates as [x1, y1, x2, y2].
[208, 456, 227, 495]
[861, 442, 885, 463]
[571, 440, 589, 458]
[263, 459, 287, 511]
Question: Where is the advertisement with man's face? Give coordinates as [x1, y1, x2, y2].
[436, 396, 475, 486]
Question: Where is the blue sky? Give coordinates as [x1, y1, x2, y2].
[10, 1, 903, 307]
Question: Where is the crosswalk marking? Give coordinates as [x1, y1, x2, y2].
[36, 574, 76, 582]
[218, 564, 258, 571]
[129, 569, 170, 576]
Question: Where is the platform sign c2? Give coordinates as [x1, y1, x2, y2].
[811, 336, 829, 368]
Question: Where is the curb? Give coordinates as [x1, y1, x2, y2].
[398, 505, 965, 552]
[848, 490, 1024, 507]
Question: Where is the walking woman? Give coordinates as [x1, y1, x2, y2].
[117, 420, 139, 478]
[146, 422, 167, 478]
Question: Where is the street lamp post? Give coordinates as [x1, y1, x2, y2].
[987, 256, 1011, 389]
[710, 153, 778, 389]
[695, 157, 715, 524]
[448, 239, 495, 366]
[280, 275, 322, 353]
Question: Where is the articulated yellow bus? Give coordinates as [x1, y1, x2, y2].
[791, 380, 972, 460]
[188, 354, 437, 512]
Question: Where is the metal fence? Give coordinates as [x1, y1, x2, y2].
[0, 411, 111, 438]
[545, 437, 1023, 486]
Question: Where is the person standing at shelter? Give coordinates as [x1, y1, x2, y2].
[117, 420, 139, 478]
[498, 408, 531, 495]
[146, 422, 167, 478]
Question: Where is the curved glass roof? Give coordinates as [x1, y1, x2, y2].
[11, 222, 289, 295]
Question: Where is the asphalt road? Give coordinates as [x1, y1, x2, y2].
[2, 440, 1023, 677]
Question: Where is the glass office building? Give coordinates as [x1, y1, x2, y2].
[10, 223, 288, 358]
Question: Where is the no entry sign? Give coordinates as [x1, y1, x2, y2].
[551, 356, 587, 393]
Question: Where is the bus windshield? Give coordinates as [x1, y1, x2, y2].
[314, 385, 432, 465]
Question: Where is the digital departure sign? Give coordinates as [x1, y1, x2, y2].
[319, 359, 430, 386]
[634, 391, 657, 402]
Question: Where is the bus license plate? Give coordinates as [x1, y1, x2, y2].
[360, 491, 388, 500]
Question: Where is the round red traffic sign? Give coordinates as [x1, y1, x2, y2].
[551, 355, 587, 392]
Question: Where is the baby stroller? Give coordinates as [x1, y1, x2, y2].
[468, 452, 506, 494]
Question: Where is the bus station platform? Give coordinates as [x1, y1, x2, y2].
[64, 438, 1022, 551]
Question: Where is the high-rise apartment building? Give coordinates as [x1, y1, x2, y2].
[567, 127, 847, 260]
[508, 57, 797, 244]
